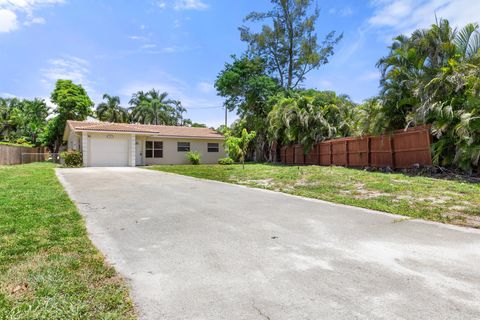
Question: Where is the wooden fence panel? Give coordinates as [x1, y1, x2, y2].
[293, 145, 305, 165]
[347, 137, 369, 167]
[279, 125, 432, 169]
[393, 129, 432, 168]
[285, 146, 295, 165]
[331, 140, 347, 166]
[318, 143, 331, 166]
[370, 135, 392, 168]
[280, 146, 286, 163]
[304, 145, 319, 165]
[0, 145, 48, 165]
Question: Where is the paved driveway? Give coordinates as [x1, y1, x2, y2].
[56, 167, 480, 320]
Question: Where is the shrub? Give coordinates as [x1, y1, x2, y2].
[60, 151, 83, 167]
[218, 157, 234, 165]
[15, 137, 32, 146]
[186, 151, 201, 165]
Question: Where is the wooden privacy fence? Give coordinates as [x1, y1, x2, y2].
[0, 145, 49, 165]
[278, 125, 432, 169]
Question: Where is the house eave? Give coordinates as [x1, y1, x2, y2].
[73, 129, 225, 140]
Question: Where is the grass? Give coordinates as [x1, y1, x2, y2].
[0, 163, 135, 319]
[148, 163, 480, 228]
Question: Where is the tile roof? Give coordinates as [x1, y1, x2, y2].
[67, 120, 224, 139]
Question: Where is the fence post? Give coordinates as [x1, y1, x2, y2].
[426, 128, 432, 165]
[389, 135, 396, 169]
[329, 142, 333, 166]
[367, 137, 371, 167]
[345, 140, 349, 167]
[316, 144, 320, 165]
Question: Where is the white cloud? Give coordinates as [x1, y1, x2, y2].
[369, 0, 480, 36]
[0, 92, 17, 98]
[141, 43, 157, 49]
[128, 35, 147, 41]
[153, 1, 166, 9]
[40, 56, 95, 95]
[196, 81, 214, 93]
[173, 18, 181, 28]
[0, 0, 64, 32]
[0, 9, 18, 32]
[328, 6, 353, 17]
[145, 45, 197, 54]
[340, 6, 353, 17]
[24, 16, 45, 25]
[174, 0, 208, 11]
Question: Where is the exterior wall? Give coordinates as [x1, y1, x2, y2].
[69, 131, 225, 166]
[68, 130, 82, 151]
[137, 136, 226, 165]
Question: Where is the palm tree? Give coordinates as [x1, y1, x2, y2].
[268, 90, 356, 153]
[23, 98, 49, 144]
[371, 18, 480, 172]
[454, 23, 480, 61]
[172, 100, 187, 126]
[129, 90, 176, 125]
[0, 98, 10, 140]
[96, 94, 128, 123]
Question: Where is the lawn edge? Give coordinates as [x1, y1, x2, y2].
[144, 167, 480, 235]
[54, 168, 139, 317]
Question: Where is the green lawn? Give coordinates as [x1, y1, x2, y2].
[0, 163, 135, 319]
[148, 164, 480, 228]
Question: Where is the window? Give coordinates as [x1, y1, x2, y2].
[208, 143, 219, 152]
[146, 141, 163, 158]
[177, 142, 190, 152]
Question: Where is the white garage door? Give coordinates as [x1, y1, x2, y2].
[89, 135, 129, 167]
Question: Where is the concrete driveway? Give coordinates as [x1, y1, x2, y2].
[56, 167, 480, 320]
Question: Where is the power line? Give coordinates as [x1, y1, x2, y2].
[184, 106, 224, 110]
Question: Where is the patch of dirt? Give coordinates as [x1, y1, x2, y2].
[9, 283, 29, 296]
[347, 182, 390, 199]
[442, 212, 480, 228]
[417, 196, 452, 205]
[294, 178, 320, 187]
[243, 179, 275, 187]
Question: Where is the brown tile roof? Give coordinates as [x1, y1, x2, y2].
[67, 120, 224, 139]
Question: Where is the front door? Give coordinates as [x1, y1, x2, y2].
[135, 140, 143, 166]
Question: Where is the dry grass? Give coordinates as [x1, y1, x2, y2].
[149, 164, 480, 228]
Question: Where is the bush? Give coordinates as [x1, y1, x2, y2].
[60, 151, 83, 167]
[186, 151, 201, 165]
[15, 137, 32, 146]
[218, 157, 234, 165]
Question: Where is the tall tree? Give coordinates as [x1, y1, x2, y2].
[240, 0, 342, 89]
[129, 89, 187, 125]
[370, 18, 480, 171]
[215, 56, 279, 161]
[41, 80, 93, 152]
[268, 90, 357, 152]
[0, 97, 48, 145]
[96, 94, 129, 123]
[22, 98, 49, 145]
[50, 79, 93, 121]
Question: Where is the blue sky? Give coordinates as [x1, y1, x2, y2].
[1, 0, 479, 127]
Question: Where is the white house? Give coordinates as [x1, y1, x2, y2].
[63, 120, 226, 167]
